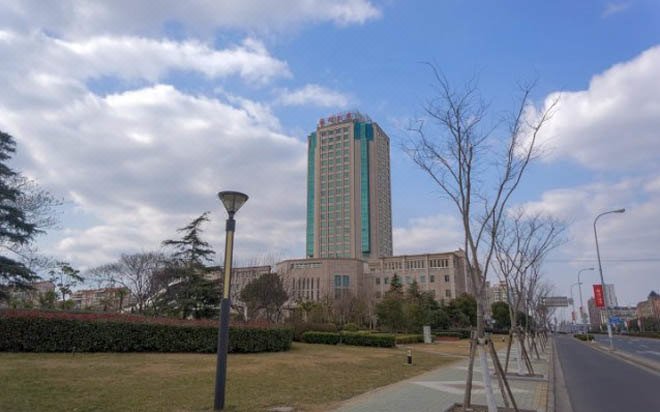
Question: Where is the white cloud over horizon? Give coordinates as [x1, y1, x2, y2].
[529, 45, 660, 172]
[0, 0, 658, 312]
[0, 0, 381, 38]
[276, 84, 351, 108]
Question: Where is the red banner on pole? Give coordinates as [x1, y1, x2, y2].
[593, 284, 605, 308]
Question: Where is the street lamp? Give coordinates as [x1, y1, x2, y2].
[214, 190, 249, 411]
[594, 208, 625, 351]
[577, 267, 594, 325]
[570, 282, 580, 325]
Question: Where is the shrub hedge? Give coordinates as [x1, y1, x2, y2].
[434, 331, 462, 339]
[341, 332, 396, 347]
[300, 331, 396, 347]
[290, 322, 338, 341]
[574, 333, 594, 341]
[342, 323, 359, 332]
[395, 334, 424, 344]
[301, 331, 341, 345]
[627, 331, 660, 339]
[0, 316, 292, 353]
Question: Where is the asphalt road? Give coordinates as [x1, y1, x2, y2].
[554, 334, 660, 412]
[592, 334, 660, 363]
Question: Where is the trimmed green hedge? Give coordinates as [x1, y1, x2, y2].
[342, 323, 359, 332]
[301, 331, 396, 347]
[290, 322, 338, 341]
[434, 331, 462, 339]
[574, 333, 594, 341]
[628, 331, 660, 339]
[0, 317, 292, 353]
[341, 332, 396, 347]
[395, 334, 424, 344]
[301, 331, 341, 345]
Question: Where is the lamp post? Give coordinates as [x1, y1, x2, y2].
[594, 208, 625, 351]
[577, 267, 594, 325]
[214, 191, 249, 411]
[570, 282, 580, 326]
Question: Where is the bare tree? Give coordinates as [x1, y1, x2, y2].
[493, 210, 565, 375]
[89, 252, 165, 313]
[405, 68, 557, 411]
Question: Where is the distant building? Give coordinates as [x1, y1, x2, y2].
[71, 287, 134, 312]
[487, 281, 508, 306]
[604, 284, 618, 308]
[306, 112, 393, 259]
[367, 251, 468, 303]
[207, 265, 272, 316]
[587, 297, 603, 329]
[2, 280, 55, 308]
[277, 258, 368, 302]
[276, 250, 468, 306]
[636, 290, 660, 319]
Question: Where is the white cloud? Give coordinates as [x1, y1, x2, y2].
[1, 79, 307, 268]
[393, 214, 464, 255]
[529, 45, 660, 172]
[276, 84, 351, 108]
[0, 0, 381, 38]
[602, 2, 631, 17]
[518, 176, 660, 306]
[0, 31, 290, 84]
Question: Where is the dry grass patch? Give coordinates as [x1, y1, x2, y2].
[0, 343, 458, 412]
[404, 337, 510, 357]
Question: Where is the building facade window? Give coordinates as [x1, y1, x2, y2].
[334, 274, 350, 299]
[444, 275, 450, 282]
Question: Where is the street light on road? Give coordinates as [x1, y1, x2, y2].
[214, 190, 249, 410]
[577, 267, 594, 324]
[594, 208, 625, 351]
[570, 282, 580, 325]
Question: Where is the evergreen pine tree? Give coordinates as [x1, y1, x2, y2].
[0, 131, 37, 300]
[161, 211, 215, 267]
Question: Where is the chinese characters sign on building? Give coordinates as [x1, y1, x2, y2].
[593, 284, 605, 308]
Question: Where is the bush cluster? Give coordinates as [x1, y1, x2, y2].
[342, 323, 359, 332]
[0, 309, 273, 328]
[635, 332, 660, 339]
[0, 313, 292, 353]
[395, 334, 424, 344]
[574, 333, 595, 341]
[301, 331, 342, 345]
[341, 332, 396, 347]
[434, 331, 462, 339]
[300, 331, 396, 348]
[290, 322, 338, 341]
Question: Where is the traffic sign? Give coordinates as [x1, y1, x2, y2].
[542, 296, 569, 307]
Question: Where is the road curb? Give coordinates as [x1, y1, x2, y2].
[551, 337, 574, 412]
[586, 340, 660, 375]
[546, 339, 555, 412]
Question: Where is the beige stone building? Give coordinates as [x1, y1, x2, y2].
[276, 250, 468, 305]
[71, 287, 134, 311]
[306, 112, 393, 260]
[367, 251, 468, 303]
[276, 258, 370, 302]
[636, 290, 660, 319]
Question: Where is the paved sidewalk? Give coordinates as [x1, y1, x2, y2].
[334, 342, 552, 412]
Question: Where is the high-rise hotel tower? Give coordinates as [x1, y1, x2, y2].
[306, 112, 393, 259]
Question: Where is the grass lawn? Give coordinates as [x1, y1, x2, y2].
[0, 342, 461, 412]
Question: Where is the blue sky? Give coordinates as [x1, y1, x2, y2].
[1, 1, 659, 316]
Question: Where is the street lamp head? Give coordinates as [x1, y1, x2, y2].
[218, 191, 249, 216]
[613, 208, 625, 213]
